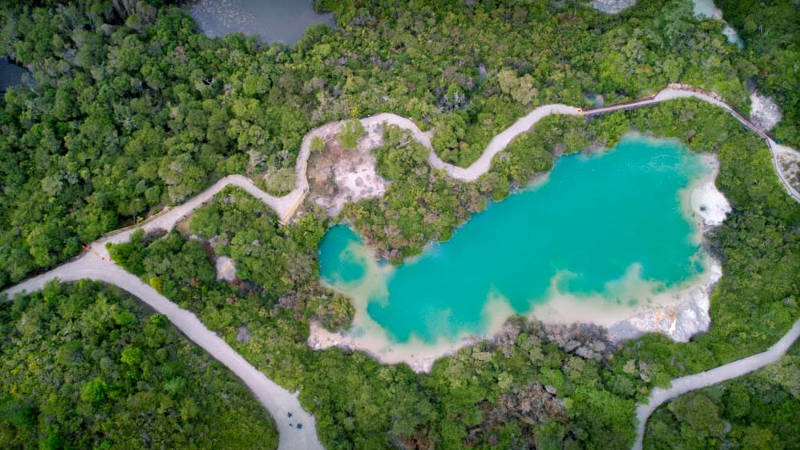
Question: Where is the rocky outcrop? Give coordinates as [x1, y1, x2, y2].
[215, 256, 237, 282]
[749, 91, 782, 131]
[607, 281, 715, 343]
[544, 322, 615, 362]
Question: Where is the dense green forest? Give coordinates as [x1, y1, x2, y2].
[0, 280, 277, 449]
[109, 221, 643, 448]
[645, 342, 800, 449]
[0, 0, 765, 286]
[716, 0, 800, 146]
[103, 97, 800, 448]
[2, 0, 800, 448]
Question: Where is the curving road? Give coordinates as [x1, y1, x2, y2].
[3, 254, 324, 450]
[3, 84, 800, 449]
[632, 318, 800, 450]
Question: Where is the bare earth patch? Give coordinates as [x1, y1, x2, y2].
[776, 147, 800, 194]
[306, 122, 388, 217]
[749, 91, 782, 131]
[215, 256, 237, 282]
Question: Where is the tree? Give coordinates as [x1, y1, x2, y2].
[336, 119, 365, 150]
[80, 378, 107, 405]
[310, 136, 325, 153]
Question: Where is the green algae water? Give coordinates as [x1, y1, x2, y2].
[319, 136, 709, 343]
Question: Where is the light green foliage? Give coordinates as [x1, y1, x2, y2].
[310, 136, 325, 153]
[261, 167, 297, 196]
[336, 119, 364, 150]
[0, 281, 278, 449]
[497, 69, 537, 105]
[80, 378, 108, 405]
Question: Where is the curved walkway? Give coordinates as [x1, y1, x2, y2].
[3, 84, 800, 449]
[633, 317, 800, 449]
[3, 255, 323, 450]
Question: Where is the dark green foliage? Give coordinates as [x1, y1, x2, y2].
[0, 0, 763, 287]
[188, 187, 326, 298]
[344, 125, 490, 262]
[0, 281, 277, 449]
[717, 0, 800, 147]
[110, 228, 216, 301]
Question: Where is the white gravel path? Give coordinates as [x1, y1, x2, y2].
[288, 85, 799, 211]
[3, 84, 799, 450]
[632, 318, 800, 450]
[3, 255, 323, 450]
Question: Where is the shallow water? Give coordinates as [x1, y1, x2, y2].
[0, 57, 28, 91]
[692, 0, 743, 49]
[319, 136, 709, 344]
[188, 0, 334, 44]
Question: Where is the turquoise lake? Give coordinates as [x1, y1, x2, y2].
[319, 136, 709, 344]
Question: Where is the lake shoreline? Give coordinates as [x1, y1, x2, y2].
[309, 148, 732, 373]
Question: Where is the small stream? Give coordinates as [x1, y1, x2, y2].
[692, 0, 743, 49]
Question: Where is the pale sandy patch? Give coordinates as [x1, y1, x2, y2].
[749, 91, 782, 131]
[590, 0, 636, 14]
[307, 122, 388, 217]
[687, 154, 731, 228]
[215, 256, 237, 282]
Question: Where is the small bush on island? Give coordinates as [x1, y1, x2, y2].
[336, 119, 365, 150]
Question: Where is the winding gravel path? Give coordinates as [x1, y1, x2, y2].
[632, 318, 800, 449]
[3, 84, 800, 449]
[3, 254, 324, 450]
